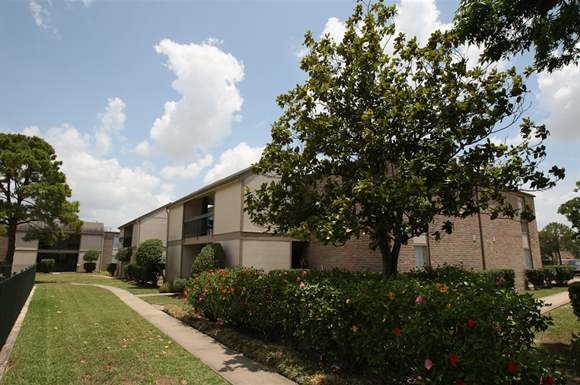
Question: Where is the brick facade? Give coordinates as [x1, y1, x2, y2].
[305, 193, 540, 290]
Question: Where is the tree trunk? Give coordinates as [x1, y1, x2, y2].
[5, 219, 17, 272]
[378, 236, 402, 279]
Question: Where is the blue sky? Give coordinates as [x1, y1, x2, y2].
[1, 0, 578, 229]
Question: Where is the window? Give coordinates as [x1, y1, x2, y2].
[414, 245, 428, 269]
[523, 248, 533, 270]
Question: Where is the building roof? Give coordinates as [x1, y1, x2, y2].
[117, 202, 173, 229]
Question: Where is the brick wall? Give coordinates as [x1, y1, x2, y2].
[305, 192, 540, 291]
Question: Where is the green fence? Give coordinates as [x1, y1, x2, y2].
[0, 265, 36, 348]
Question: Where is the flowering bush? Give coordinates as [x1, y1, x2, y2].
[404, 265, 515, 289]
[188, 268, 563, 384]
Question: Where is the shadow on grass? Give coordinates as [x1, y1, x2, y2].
[538, 342, 579, 382]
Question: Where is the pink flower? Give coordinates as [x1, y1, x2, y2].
[415, 295, 424, 304]
[466, 319, 475, 330]
[299, 281, 306, 289]
[448, 353, 459, 366]
[424, 358, 433, 370]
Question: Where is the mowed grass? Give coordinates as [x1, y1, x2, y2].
[0, 283, 227, 385]
[529, 286, 570, 299]
[35, 272, 160, 295]
[141, 295, 192, 309]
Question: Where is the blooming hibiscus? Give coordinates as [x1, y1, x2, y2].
[506, 361, 518, 374]
[424, 358, 433, 370]
[466, 319, 475, 330]
[299, 281, 306, 289]
[448, 353, 459, 366]
[541, 375, 555, 385]
[456, 380, 465, 385]
[230, 287, 235, 294]
[351, 324, 358, 333]
[393, 326, 401, 337]
[415, 295, 424, 304]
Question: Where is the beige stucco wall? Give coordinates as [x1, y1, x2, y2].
[166, 244, 182, 281]
[79, 233, 104, 272]
[241, 240, 291, 271]
[138, 209, 168, 246]
[214, 182, 242, 235]
[221, 239, 241, 267]
[12, 250, 37, 273]
[241, 174, 277, 233]
[168, 204, 184, 242]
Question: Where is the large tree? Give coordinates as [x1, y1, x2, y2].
[0, 133, 80, 267]
[539, 222, 579, 264]
[558, 180, 580, 237]
[453, 0, 580, 72]
[245, 1, 564, 278]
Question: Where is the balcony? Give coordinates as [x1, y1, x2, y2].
[183, 213, 214, 238]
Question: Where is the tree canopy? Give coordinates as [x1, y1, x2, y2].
[0, 133, 80, 266]
[558, 181, 580, 237]
[539, 222, 579, 263]
[453, 0, 580, 72]
[245, 0, 564, 277]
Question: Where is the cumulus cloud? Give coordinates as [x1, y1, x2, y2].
[395, 0, 452, 46]
[95, 97, 126, 156]
[203, 142, 263, 184]
[537, 64, 580, 142]
[161, 154, 213, 180]
[534, 174, 580, 229]
[140, 38, 244, 161]
[29, 1, 51, 29]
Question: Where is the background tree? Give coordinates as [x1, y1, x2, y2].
[0, 133, 80, 268]
[135, 239, 164, 284]
[453, 0, 580, 72]
[115, 246, 132, 277]
[539, 222, 579, 264]
[558, 180, 580, 237]
[245, 0, 564, 278]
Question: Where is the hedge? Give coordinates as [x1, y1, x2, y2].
[526, 266, 574, 289]
[570, 282, 580, 318]
[188, 268, 561, 384]
[190, 243, 225, 277]
[404, 265, 515, 289]
[38, 258, 55, 273]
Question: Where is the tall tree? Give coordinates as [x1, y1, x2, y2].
[539, 222, 579, 264]
[558, 181, 580, 237]
[244, 1, 564, 278]
[0, 133, 80, 267]
[453, 0, 580, 72]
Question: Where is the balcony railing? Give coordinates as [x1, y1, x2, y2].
[183, 213, 213, 238]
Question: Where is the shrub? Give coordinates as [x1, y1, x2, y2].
[159, 281, 172, 293]
[126, 263, 146, 283]
[190, 243, 225, 277]
[188, 267, 560, 384]
[553, 265, 574, 286]
[39, 258, 55, 273]
[405, 265, 515, 290]
[83, 262, 96, 273]
[83, 249, 100, 262]
[106, 262, 117, 276]
[570, 282, 580, 318]
[172, 278, 187, 293]
[543, 267, 558, 287]
[526, 269, 546, 289]
[135, 239, 165, 284]
[115, 247, 132, 263]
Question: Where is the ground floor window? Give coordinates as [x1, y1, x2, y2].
[414, 245, 428, 269]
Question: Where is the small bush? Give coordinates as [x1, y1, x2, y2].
[126, 263, 146, 283]
[172, 278, 187, 292]
[39, 258, 55, 273]
[115, 247, 132, 263]
[106, 262, 117, 276]
[569, 282, 580, 318]
[83, 249, 100, 262]
[405, 265, 515, 289]
[526, 269, 546, 289]
[553, 265, 574, 286]
[188, 267, 560, 383]
[190, 243, 225, 277]
[135, 239, 165, 284]
[83, 262, 96, 273]
[159, 281, 172, 293]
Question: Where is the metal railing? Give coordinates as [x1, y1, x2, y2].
[183, 214, 214, 238]
[0, 265, 36, 348]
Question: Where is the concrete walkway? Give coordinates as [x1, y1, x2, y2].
[539, 291, 571, 314]
[90, 284, 296, 385]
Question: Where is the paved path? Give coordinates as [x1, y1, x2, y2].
[89, 284, 296, 385]
[539, 291, 571, 314]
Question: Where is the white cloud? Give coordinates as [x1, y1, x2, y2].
[24, 124, 172, 227]
[95, 97, 126, 156]
[203, 142, 263, 184]
[537, 64, 580, 142]
[395, 0, 452, 46]
[143, 38, 244, 161]
[135, 140, 152, 156]
[322, 17, 347, 43]
[534, 174, 580, 229]
[161, 154, 213, 180]
[29, 1, 50, 29]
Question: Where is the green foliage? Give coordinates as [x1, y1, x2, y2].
[188, 267, 561, 384]
[453, 0, 580, 72]
[404, 265, 515, 290]
[159, 278, 188, 293]
[526, 269, 547, 289]
[83, 262, 96, 273]
[125, 263, 146, 283]
[159, 281, 172, 293]
[539, 222, 580, 263]
[115, 247, 132, 263]
[106, 263, 117, 276]
[569, 282, 580, 318]
[245, 0, 563, 278]
[559, 181, 580, 238]
[526, 266, 573, 289]
[135, 239, 164, 284]
[82, 249, 100, 262]
[39, 258, 55, 273]
[0, 133, 81, 265]
[190, 243, 225, 277]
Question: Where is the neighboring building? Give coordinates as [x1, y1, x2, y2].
[118, 204, 170, 264]
[8, 221, 112, 273]
[165, 168, 296, 281]
[98, 230, 121, 272]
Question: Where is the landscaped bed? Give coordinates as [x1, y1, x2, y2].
[0, 278, 227, 385]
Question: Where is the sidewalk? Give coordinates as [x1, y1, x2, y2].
[539, 291, 571, 314]
[91, 284, 296, 385]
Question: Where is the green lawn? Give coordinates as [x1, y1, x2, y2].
[528, 286, 570, 299]
[141, 294, 192, 308]
[35, 272, 160, 295]
[0, 283, 227, 385]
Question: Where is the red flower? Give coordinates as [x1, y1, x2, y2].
[299, 281, 306, 289]
[505, 361, 519, 374]
[220, 286, 226, 295]
[466, 319, 475, 330]
[230, 287, 235, 294]
[448, 353, 459, 366]
[219, 269, 225, 276]
[542, 375, 555, 385]
[393, 326, 401, 337]
[456, 380, 465, 385]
